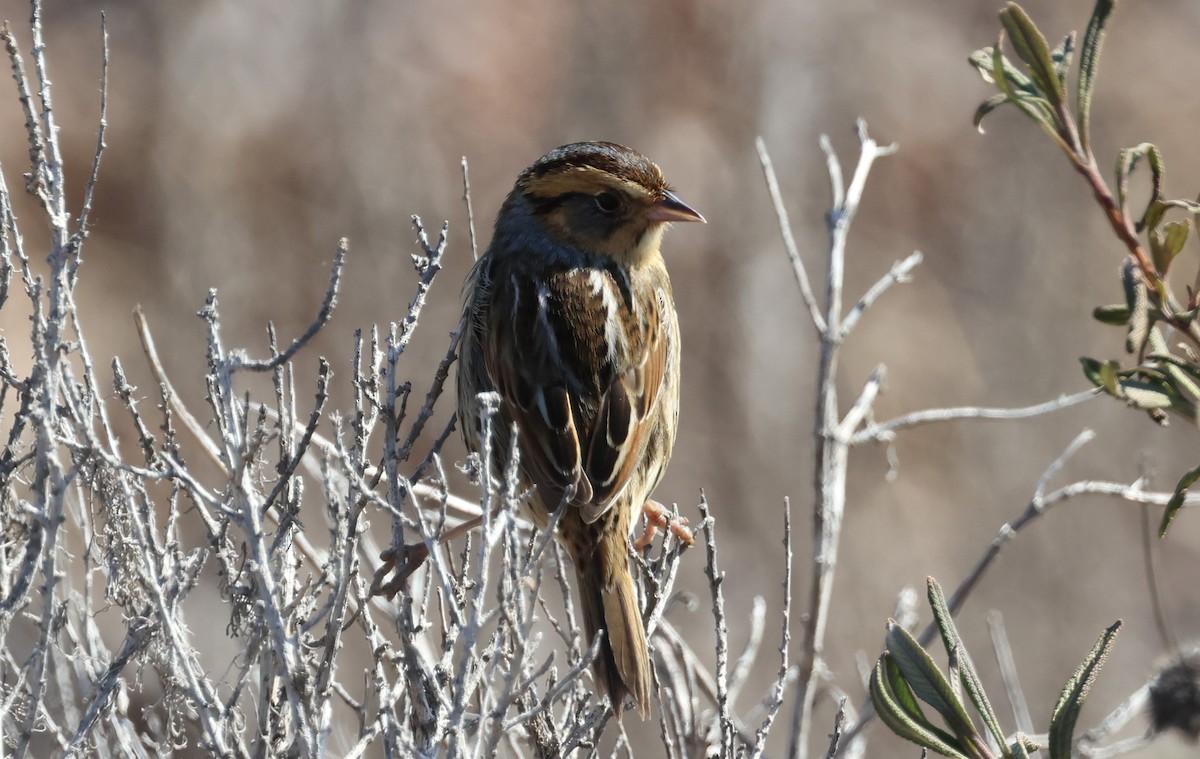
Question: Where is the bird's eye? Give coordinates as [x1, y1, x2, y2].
[593, 191, 621, 214]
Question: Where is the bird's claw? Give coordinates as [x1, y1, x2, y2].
[634, 499, 695, 552]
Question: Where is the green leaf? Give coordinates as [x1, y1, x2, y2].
[1017, 733, 1041, 755]
[1148, 352, 1200, 399]
[1050, 32, 1076, 86]
[990, 33, 1072, 155]
[1120, 259, 1137, 310]
[1118, 379, 1173, 410]
[1125, 267, 1149, 355]
[1077, 0, 1118, 153]
[1080, 357, 1118, 392]
[1142, 198, 1200, 237]
[1149, 219, 1190, 275]
[1160, 464, 1200, 536]
[1000, 3, 1066, 110]
[927, 579, 1008, 750]
[871, 654, 971, 758]
[969, 47, 1038, 95]
[1160, 198, 1200, 214]
[973, 93, 1010, 133]
[1047, 621, 1122, 759]
[1009, 734, 1035, 759]
[1115, 143, 1163, 224]
[1092, 305, 1130, 326]
[1095, 359, 1122, 395]
[885, 621, 987, 757]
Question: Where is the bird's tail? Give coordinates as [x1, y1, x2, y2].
[575, 537, 651, 718]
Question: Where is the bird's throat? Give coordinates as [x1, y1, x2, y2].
[618, 223, 667, 268]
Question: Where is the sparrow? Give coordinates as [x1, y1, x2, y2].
[457, 142, 704, 718]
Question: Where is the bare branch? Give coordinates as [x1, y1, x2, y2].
[850, 388, 1099, 445]
[756, 137, 826, 334]
[838, 251, 923, 339]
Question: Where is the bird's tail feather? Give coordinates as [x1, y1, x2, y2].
[576, 545, 651, 718]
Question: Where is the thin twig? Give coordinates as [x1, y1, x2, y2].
[850, 389, 1098, 445]
[462, 156, 479, 261]
[792, 120, 894, 759]
[838, 251, 923, 339]
[231, 238, 347, 372]
[71, 12, 108, 249]
[756, 137, 826, 334]
[822, 700, 847, 759]
[750, 497, 792, 759]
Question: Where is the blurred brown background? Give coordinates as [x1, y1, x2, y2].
[2, 0, 1199, 755]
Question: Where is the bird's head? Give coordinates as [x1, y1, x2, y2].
[512, 142, 705, 266]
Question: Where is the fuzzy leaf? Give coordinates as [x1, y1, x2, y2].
[1010, 734, 1035, 759]
[927, 579, 1008, 750]
[1118, 379, 1173, 410]
[1092, 304, 1130, 326]
[1095, 359, 1121, 395]
[1077, 0, 1118, 153]
[969, 47, 1038, 94]
[1115, 143, 1163, 224]
[1000, 4, 1066, 110]
[1148, 352, 1200, 399]
[1149, 219, 1190, 275]
[1048, 621, 1122, 759]
[886, 621, 985, 756]
[990, 34, 1071, 154]
[1050, 32, 1076, 86]
[973, 93, 1010, 132]
[1080, 357, 1118, 393]
[1160, 464, 1200, 537]
[871, 654, 971, 758]
[1125, 269, 1150, 356]
[1142, 198, 1200, 238]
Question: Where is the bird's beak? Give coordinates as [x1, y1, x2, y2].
[647, 190, 706, 223]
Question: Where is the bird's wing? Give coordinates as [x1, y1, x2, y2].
[482, 264, 666, 522]
[580, 280, 666, 521]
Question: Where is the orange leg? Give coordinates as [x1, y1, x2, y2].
[633, 499, 694, 552]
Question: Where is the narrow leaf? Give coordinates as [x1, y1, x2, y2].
[1165, 219, 1191, 260]
[927, 579, 1008, 750]
[973, 93, 1010, 132]
[1079, 357, 1113, 390]
[1115, 143, 1162, 223]
[1010, 736, 1032, 759]
[1077, 0, 1118, 153]
[1118, 379, 1173, 410]
[1047, 621, 1122, 759]
[1000, 3, 1066, 109]
[1149, 219, 1190, 275]
[1125, 266, 1149, 355]
[1050, 32, 1076, 86]
[1091, 304, 1130, 326]
[1096, 359, 1121, 395]
[969, 47, 1038, 94]
[1148, 352, 1200, 398]
[1161, 198, 1200, 214]
[1160, 464, 1200, 536]
[886, 621, 985, 754]
[871, 655, 971, 758]
[990, 33, 1072, 155]
[1120, 258, 1137, 310]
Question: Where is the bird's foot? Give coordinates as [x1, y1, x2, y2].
[633, 499, 695, 552]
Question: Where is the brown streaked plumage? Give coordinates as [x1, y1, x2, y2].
[457, 142, 703, 718]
